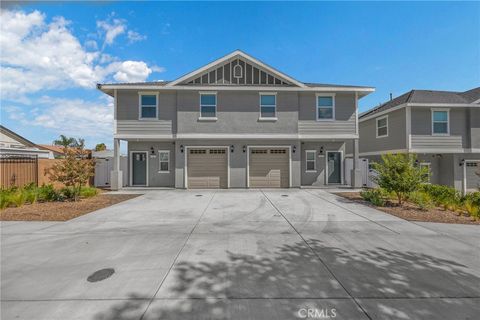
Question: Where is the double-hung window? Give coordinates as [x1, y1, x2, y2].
[316, 94, 335, 120]
[376, 115, 388, 138]
[200, 93, 217, 118]
[419, 162, 431, 182]
[306, 150, 316, 171]
[260, 93, 276, 119]
[139, 93, 158, 119]
[158, 151, 169, 172]
[432, 109, 449, 135]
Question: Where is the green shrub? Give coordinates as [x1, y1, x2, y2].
[0, 189, 14, 209]
[25, 189, 38, 204]
[421, 184, 461, 209]
[409, 191, 434, 211]
[79, 187, 98, 198]
[371, 153, 429, 205]
[37, 184, 61, 202]
[60, 187, 76, 200]
[9, 190, 27, 207]
[464, 200, 480, 220]
[360, 188, 387, 207]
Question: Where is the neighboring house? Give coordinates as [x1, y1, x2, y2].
[0, 125, 52, 159]
[358, 87, 480, 193]
[98, 50, 374, 189]
[37, 144, 92, 159]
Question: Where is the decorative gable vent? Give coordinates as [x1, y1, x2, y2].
[183, 57, 292, 86]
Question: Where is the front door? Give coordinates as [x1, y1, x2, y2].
[132, 152, 147, 186]
[327, 152, 342, 184]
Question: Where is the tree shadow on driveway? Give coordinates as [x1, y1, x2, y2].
[94, 239, 480, 320]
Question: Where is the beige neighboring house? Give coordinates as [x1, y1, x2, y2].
[0, 125, 53, 159]
[37, 144, 67, 158]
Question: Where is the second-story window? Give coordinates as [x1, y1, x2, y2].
[317, 94, 335, 120]
[200, 93, 217, 118]
[432, 109, 449, 135]
[260, 93, 276, 118]
[139, 93, 158, 119]
[376, 115, 388, 138]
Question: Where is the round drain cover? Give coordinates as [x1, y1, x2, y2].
[87, 268, 115, 282]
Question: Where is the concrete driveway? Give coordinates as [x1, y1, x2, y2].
[1, 189, 479, 320]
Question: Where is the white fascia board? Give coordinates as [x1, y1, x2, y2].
[176, 133, 299, 140]
[166, 50, 307, 88]
[359, 103, 407, 122]
[298, 134, 359, 140]
[114, 134, 174, 140]
[99, 84, 375, 93]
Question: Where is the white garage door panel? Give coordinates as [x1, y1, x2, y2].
[249, 149, 289, 188]
[187, 149, 228, 189]
[466, 162, 480, 191]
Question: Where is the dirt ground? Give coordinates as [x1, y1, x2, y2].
[0, 194, 140, 221]
[336, 192, 480, 225]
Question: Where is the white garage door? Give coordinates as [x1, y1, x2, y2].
[187, 148, 228, 189]
[249, 148, 289, 188]
[466, 162, 480, 192]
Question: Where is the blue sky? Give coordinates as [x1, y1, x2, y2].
[1, 1, 479, 148]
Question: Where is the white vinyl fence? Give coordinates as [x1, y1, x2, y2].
[94, 156, 128, 188]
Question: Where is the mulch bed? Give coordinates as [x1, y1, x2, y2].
[0, 194, 140, 221]
[335, 192, 480, 225]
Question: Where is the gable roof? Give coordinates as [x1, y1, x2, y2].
[166, 50, 307, 88]
[360, 87, 480, 119]
[0, 125, 36, 147]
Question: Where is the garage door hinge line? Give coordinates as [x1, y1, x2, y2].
[260, 190, 373, 320]
[139, 191, 217, 320]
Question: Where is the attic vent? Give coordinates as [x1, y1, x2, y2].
[233, 64, 243, 79]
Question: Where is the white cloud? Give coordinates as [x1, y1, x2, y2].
[97, 18, 126, 47]
[0, 9, 164, 100]
[127, 30, 146, 43]
[112, 61, 152, 82]
[4, 96, 114, 139]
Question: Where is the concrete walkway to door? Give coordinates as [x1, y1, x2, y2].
[1, 189, 479, 319]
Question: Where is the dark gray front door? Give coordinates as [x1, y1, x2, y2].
[327, 152, 341, 184]
[132, 152, 147, 186]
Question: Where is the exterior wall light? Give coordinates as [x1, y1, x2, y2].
[180, 145, 184, 153]
[230, 145, 235, 153]
[292, 145, 296, 153]
[243, 145, 247, 153]
[150, 147, 155, 155]
[319, 146, 324, 155]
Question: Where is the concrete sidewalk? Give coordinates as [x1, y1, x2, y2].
[1, 189, 479, 319]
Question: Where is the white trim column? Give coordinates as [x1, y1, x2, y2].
[111, 138, 123, 190]
[351, 138, 362, 188]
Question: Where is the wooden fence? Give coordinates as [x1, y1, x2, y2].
[0, 155, 38, 188]
[0, 156, 91, 189]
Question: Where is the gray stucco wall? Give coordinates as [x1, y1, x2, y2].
[173, 139, 301, 188]
[359, 108, 406, 154]
[176, 91, 298, 134]
[116, 90, 177, 135]
[301, 142, 345, 186]
[128, 141, 176, 187]
[411, 107, 468, 148]
[469, 108, 480, 149]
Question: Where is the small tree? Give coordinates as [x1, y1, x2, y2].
[95, 143, 107, 151]
[46, 146, 95, 201]
[371, 153, 428, 205]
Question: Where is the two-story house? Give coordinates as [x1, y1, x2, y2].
[358, 88, 480, 193]
[97, 50, 374, 189]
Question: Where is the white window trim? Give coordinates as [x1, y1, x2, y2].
[376, 115, 389, 138]
[158, 150, 170, 173]
[199, 91, 217, 119]
[138, 92, 159, 120]
[305, 150, 317, 172]
[431, 108, 450, 136]
[316, 93, 335, 121]
[259, 92, 277, 120]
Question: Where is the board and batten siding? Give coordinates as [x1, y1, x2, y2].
[298, 93, 356, 135]
[469, 108, 480, 149]
[359, 108, 407, 154]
